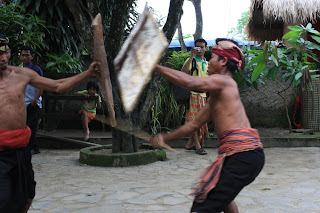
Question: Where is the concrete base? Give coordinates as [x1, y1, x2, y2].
[79, 143, 166, 167]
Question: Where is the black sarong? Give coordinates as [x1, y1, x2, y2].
[0, 148, 36, 213]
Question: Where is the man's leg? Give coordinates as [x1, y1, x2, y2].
[0, 169, 13, 212]
[26, 104, 40, 154]
[194, 132, 207, 155]
[224, 200, 239, 213]
[185, 135, 195, 149]
[24, 199, 33, 213]
[190, 149, 265, 213]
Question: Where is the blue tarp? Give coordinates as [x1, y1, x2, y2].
[169, 39, 257, 49]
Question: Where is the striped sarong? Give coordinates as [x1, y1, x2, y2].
[185, 93, 209, 146]
[191, 127, 263, 202]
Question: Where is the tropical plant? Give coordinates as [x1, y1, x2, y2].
[0, 3, 47, 65]
[250, 23, 320, 132]
[167, 51, 191, 70]
[9, 0, 139, 58]
[146, 51, 190, 133]
[45, 53, 83, 73]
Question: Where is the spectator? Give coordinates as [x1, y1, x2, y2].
[181, 38, 209, 155]
[20, 45, 43, 155]
[74, 81, 101, 141]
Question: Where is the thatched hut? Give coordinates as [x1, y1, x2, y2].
[246, 0, 320, 42]
[245, 0, 320, 131]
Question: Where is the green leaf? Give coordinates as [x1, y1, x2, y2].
[266, 66, 278, 80]
[306, 23, 312, 30]
[311, 75, 318, 80]
[287, 25, 303, 31]
[309, 29, 320, 35]
[294, 72, 303, 81]
[46, 62, 56, 68]
[310, 35, 320, 44]
[283, 30, 300, 39]
[251, 62, 267, 82]
[249, 53, 265, 65]
[308, 43, 320, 51]
[35, 0, 41, 12]
[271, 54, 278, 66]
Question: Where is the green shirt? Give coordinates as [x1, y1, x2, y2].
[78, 90, 101, 114]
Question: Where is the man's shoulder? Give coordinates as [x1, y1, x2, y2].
[209, 74, 237, 84]
[30, 64, 43, 76]
[6, 66, 34, 81]
[8, 65, 25, 74]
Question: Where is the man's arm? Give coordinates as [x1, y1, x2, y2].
[150, 103, 211, 146]
[31, 89, 43, 106]
[29, 62, 100, 93]
[155, 64, 227, 93]
[30, 66, 44, 106]
[181, 48, 196, 73]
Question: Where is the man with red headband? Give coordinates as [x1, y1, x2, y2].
[151, 38, 265, 213]
[0, 33, 100, 213]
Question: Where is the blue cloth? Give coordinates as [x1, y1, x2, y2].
[25, 63, 43, 108]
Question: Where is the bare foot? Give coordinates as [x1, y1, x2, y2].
[84, 131, 90, 141]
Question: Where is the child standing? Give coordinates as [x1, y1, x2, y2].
[75, 81, 101, 141]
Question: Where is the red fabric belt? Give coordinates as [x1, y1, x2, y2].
[0, 126, 31, 151]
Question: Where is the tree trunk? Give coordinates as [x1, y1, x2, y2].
[105, 1, 137, 153]
[162, 0, 185, 44]
[178, 10, 187, 51]
[66, 0, 184, 153]
[64, 0, 94, 57]
[191, 0, 203, 40]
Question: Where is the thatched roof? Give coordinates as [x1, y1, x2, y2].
[246, 0, 320, 41]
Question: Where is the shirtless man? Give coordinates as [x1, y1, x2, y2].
[0, 34, 100, 213]
[151, 38, 265, 213]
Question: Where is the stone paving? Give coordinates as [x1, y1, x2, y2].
[28, 147, 320, 213]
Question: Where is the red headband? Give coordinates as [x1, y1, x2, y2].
[211, 40, 245, 70]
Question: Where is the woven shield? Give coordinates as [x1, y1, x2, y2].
[114, 5, 168, 113]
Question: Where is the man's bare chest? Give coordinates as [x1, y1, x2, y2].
[0, 78, 26, 103]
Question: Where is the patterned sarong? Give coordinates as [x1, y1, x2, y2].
[185, 93, 209, 146]
[79, 110, 96, 123]
[0, 127, 31, 151]
[191, 127, 263, 202]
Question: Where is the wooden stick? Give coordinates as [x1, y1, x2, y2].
[92, 13, 116, 127]
[37, 133, 100, 146]
[95, 115, 178, 152]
